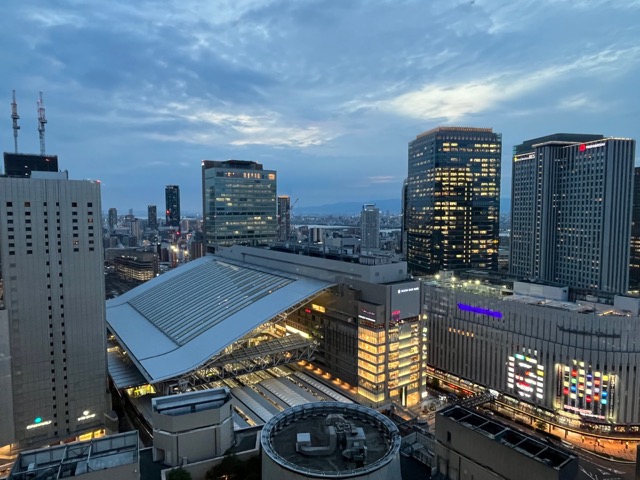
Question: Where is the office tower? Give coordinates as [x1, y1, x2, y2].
[0, 172, 109, 449]
[630, 168, 640, 287]
[3, 153, 59, 177]
[510, 134, 636, 294]
[360, 203, 380, 250]
[108, 207, 118, 231]
[406, 127, 501, 274]
[165, 185, 180, 227]
[277, 195, 291, 242]
[202, 160, 277, 253]
[401, 179, 408, 254]
[148, 204, 158, 230]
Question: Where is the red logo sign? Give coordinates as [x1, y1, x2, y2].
[579, 144, 586, 152]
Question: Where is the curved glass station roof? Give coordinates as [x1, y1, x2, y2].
[106, 255, 333, 385]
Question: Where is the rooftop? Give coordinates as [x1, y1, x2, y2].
[107, 255, 333, 385]
[440, 406, 575, 470]
[152, 387, 231, 417]
[261, 402, 401, 478]
[8, 432, 139, 479]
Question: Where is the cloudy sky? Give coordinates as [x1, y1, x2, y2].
[1, 0, 638, 214]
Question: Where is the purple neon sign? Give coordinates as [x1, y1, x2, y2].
[457, 303, 503, 319]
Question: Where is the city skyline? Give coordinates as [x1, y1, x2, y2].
[0, 1, 639, 213]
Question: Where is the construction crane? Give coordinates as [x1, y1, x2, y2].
[37, 91, 47, 155]
[289, 197, 299, 241]
[11, 90, 20, 153]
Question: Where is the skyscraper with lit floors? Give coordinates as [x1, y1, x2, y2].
[510, 134, 636, 294]
[406, 127, 501, 274]
[202, 160, 277, 253]
[0, 171, 110, 449]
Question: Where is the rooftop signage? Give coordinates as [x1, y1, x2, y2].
[457, 303, 503, 319]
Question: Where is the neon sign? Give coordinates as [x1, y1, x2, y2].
[457, 303, 503, 319]
[507, 352, 544, 401]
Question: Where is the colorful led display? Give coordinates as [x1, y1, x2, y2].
[558, 360, 613, 420]
[507, 352, 544, 401]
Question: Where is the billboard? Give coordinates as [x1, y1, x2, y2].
[390, 281, 421, 321]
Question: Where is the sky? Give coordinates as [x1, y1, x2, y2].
[0, 0, 639, 215]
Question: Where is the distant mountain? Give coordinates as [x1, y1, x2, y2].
[296, 199, 401, 216]
[296, 197, 512, 216]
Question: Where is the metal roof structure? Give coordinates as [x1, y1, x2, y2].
[106, 255, 333, 386]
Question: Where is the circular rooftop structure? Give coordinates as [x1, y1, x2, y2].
[260, 402, 401, 480]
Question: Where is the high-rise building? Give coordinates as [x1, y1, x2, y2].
[108, 207, 118, 231]
[0, 171, 109, 449]
[277, 195, 291, 242]
[401, 180, 408, 255]
[165, 185, 180, 228]
[148, 204, 158, 230]
[630, 168, 640, 287]
[510, 134, 636, 294]
[406, 127, 501, 274]
[202, 160, 277, 253]
[360, 204, 380, 250]
[3, 153, 59, 177]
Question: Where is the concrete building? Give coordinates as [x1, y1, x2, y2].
[510, 134, 636, 294]
[630, 167, 640, 288]
[260, 402, 401, 480]
[3, 152, 59, 177]
[406, 127, 501, 274]
[112, 250, 159, 282]
[7, 431, 139, 480]
[277, 195, 291, 242]
[0, 172, 110, 449]
[360, 203, 380, 250]
[147, 204, 158, 231]
[165, 185, 180, 227]
[152, 388, 234, 466]
[108, 207, 117, 232]
[435, 405, 578, 480]
[423, 275, 640, 431]
[202, 160, 277, 253]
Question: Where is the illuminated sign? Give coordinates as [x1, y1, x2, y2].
[358, 308, 377, 322]
[579, 142, 606, 152]
[77, 411, 96, 422]
[514, 153, 536, 161]
[311, 304, 326, 313]
[563, 404, 605, 420]
[397, 286, 419, 294]
[507, 352, 544, 401]
[26, 418, 52, 430]
[457, 303, 503, 319]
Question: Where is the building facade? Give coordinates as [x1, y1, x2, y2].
[3, 153, 59, 177]
[0, 173, 109, 448]
[406, 127, 501, 274]
[202, 160, 277, 253]
[360, 204, 380, 250]
[630, 167, 640, 288]
[424, 278, 640, 431]
[510, 135, 636, 294]
[277, 195, 291, 242]
[165, 185, 180, 228]
[148, 204, 158, 231]
[108, 207, 118, 232]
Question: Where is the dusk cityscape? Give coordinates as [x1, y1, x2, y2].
[1, 2, 639, 480]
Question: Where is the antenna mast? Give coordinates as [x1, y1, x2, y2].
[38, 91, 47, 155]
[11, 90, 20, 153]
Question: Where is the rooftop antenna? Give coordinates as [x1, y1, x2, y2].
[38, 91, 47, 155]
[11, 90, 20, 153]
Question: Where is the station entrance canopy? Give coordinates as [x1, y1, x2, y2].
[106, 255, 333, 389]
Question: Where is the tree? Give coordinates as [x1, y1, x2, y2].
[207, 454, 260, 480]
[168, 467, 192, 480]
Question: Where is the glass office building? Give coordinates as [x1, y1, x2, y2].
[202, 160, 277, 253]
